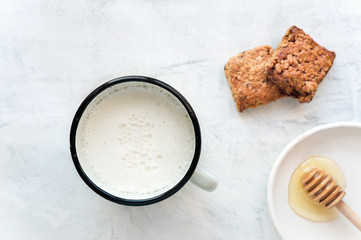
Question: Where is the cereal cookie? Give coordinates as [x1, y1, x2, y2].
[225, 45, 285, 112]
[266, 26, 336, 103]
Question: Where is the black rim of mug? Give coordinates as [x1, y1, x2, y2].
[70, 76, 201, 206]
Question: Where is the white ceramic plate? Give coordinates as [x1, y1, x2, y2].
[268, 122, 361, 240]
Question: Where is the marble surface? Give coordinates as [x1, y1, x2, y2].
[1, 0, 361, 239]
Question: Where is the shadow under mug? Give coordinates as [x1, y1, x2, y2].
[70, 76, 217, 206]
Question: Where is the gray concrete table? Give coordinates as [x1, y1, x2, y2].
[1, 0, 360, 239]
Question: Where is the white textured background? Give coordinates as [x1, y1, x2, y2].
[1, 0, 361, 239]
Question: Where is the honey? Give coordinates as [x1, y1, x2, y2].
[289, 156, 346, 222]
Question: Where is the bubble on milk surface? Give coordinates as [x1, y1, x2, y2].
[116, 113, 162, 172]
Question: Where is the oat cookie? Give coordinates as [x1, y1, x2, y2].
[266, 26, 336, 103]
[225, 45, 285, 112]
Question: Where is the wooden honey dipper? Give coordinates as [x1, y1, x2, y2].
[302, 167, 361, 231]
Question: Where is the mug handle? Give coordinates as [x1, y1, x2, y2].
[190, 166, 218, 191]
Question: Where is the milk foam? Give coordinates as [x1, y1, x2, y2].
[76, 82, 196, 199]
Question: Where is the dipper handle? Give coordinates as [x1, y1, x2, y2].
[336, 200, 361, 232]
